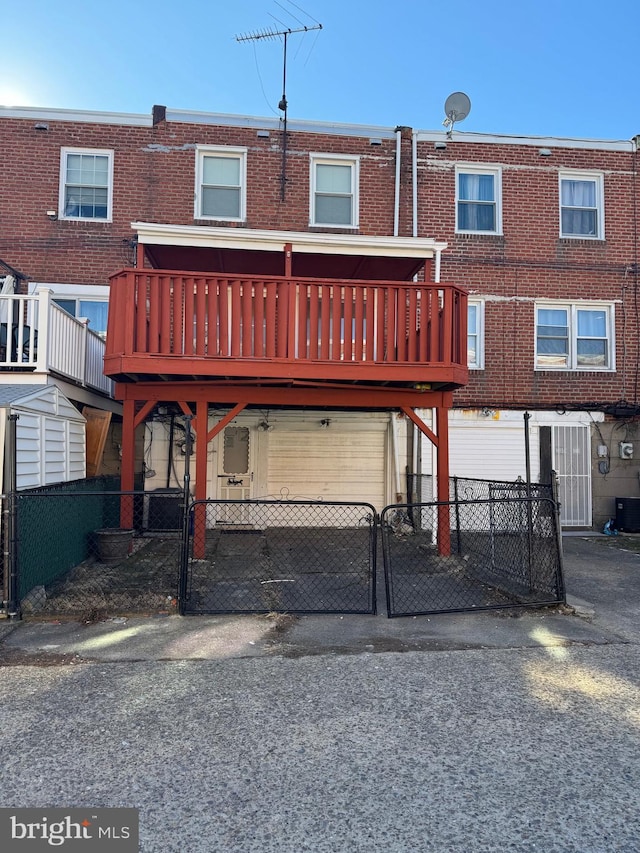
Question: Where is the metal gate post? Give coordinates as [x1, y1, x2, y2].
[523, 412, 534, 592]
[4, 414, 20, 619]
[453, 475, 462, 554]
[178, 416, 193, 615]
[551, 470, 566, 602]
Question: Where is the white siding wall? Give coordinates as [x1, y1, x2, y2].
[12, 386, 86, 489]
[266, 428, 386, 507]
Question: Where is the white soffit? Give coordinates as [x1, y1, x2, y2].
[131, 222, 448, 259]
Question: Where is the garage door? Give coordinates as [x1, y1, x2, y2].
[267, 428, 386, 509]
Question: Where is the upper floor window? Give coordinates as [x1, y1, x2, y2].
[468, 300, 484, 369]
[54, 298, 109, 337]
[195, 146, 247, 221]
[59, 148, 113, 221]
[310, 155, 359, 227]
[535, 302, 614, 370]
[456, 166, 501, 234]
[559, 171, 604, 239]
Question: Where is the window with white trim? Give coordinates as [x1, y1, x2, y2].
[467, 300, 484, 369]
[535, 302, 614, 370]
[30, 283, 110, 337]
[456, 166, 501, 234]
[195, 146, 247, 221]
[310, 155, 359, 227]
[59, 148, 113, 221]
[559, 171, 604, 239]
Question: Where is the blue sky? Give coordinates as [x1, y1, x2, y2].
[2, 0, 639, 140]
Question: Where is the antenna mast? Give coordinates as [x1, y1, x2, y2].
[236, 22, 322, 201]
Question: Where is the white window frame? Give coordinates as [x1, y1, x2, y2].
[455, 165, 502, 235]
[467, 299, 485, 369]
[58, 147, 114, 222]
[534, 301, 615, 371]
[559, 170, 604, 240]
[29, 283, 110, 336]
[195, 146, 247, 222]
[310, 154, 360, 228]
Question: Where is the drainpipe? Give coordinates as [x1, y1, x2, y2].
[412, 130, 418, 237]
[390, 414, 403, 502]
[434, 247, 442, 283]
[393, 128, 402, 236]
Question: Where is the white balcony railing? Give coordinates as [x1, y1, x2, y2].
[0, 289, 114, 397]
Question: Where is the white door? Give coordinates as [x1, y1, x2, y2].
[215, 426, 254, 524]
[553, 424, 591, 526]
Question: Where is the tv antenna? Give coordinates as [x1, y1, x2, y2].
[237, 16, 323, 201]
[443, 92, 471, 138]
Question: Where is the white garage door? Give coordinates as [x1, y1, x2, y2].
[267, 428, 387, 509]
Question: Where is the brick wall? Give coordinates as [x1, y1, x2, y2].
[1, 110, 639, 411]
[416, 138, 640, 410]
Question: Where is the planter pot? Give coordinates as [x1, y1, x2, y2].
[95, 528, 134, 564]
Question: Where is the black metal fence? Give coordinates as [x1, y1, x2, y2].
[181, 499, 378, 615]
[2, 477, 564, 620]
[9, 488, 183, 619]
[407, 473, 553, 504]
[383, 497, 564, 617]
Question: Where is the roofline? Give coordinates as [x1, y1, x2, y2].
[0, 104, 635, 150]
[164, 109, 398, 139]
[0, 105, 153, 127]
[131, 222, 448, 258]
[415, 130, 635, 152]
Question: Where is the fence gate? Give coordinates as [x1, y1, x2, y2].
[180, 499, 378, 615]
[382, 497, 565, 617]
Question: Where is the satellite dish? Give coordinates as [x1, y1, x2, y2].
[443, 92, 471, 136]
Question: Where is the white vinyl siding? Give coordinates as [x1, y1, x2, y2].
[12, 387, 86, 489]
[267, 428, 385, 508]
[195, 146, 247, 221]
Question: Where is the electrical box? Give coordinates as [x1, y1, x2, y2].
[597, 445, 608, 458]
[619, 442, 634, 459]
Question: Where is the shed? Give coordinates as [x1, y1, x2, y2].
[0, 384, 86, 490]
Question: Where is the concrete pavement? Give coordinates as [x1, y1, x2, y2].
[0, 534, 639, 852]
[0, 534, 638, 663]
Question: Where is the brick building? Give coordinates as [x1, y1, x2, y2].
[1, 103, 638, 527]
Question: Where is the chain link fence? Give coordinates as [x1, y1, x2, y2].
[407, 473, 554, 504]
[182, 500, 377, 614]
[14, 488, 184, 620]
[383, 497, 564, 617]
[3, 475, 563, 620]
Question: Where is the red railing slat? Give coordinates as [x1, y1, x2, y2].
[106, 269, 467, 377]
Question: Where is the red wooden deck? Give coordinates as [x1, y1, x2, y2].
[105, 269, 468, 390]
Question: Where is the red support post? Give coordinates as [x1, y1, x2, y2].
[436, 404, 451, 556]
[120, 399, 136, 529]
[193, 400, 209, 559]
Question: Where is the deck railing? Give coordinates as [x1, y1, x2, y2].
[0, 289, 114, 396]
[107, 269, 468, 380]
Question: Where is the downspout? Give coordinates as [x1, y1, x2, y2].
[393, 128, 402, 236]
[434, 247, 442, 283]
[390, 413, 403, 502]
[412, 130, 418, 237]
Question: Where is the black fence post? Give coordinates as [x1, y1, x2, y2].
[178, 416, 193, 615]
[453, 476, 462, 554]
[4, 414, 20, 619]
[550, 470, 566, 602]
[523, 412, 534, 592]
